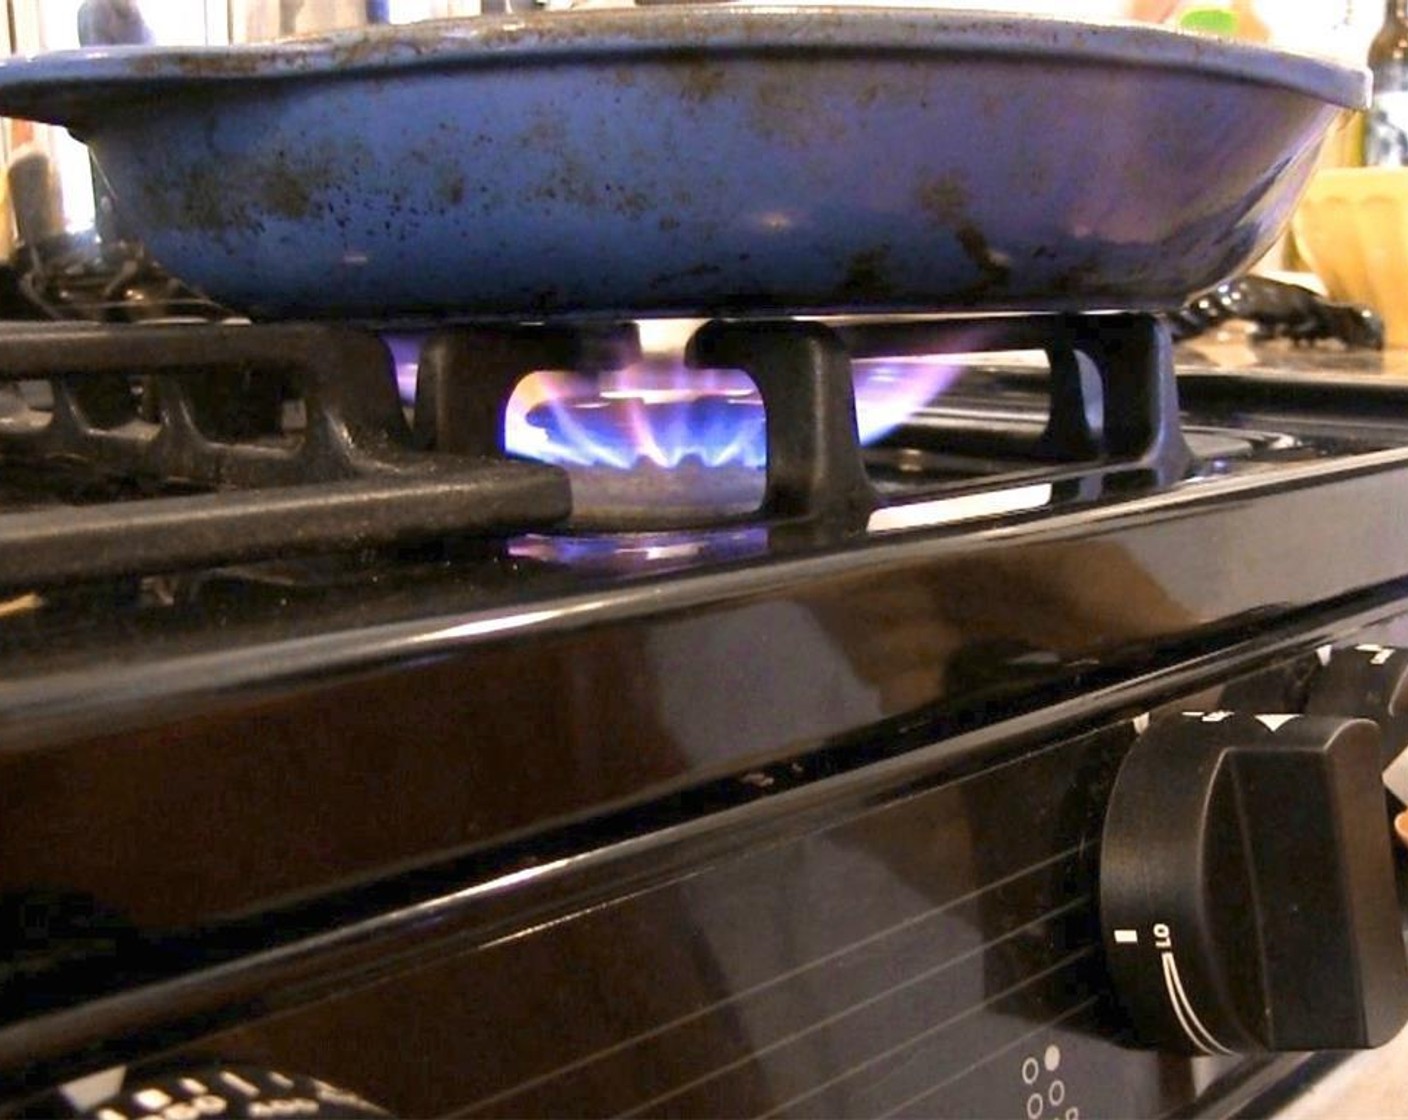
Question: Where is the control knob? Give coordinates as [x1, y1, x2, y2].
[1306, 644, 1408, 769]
[1101, 711, 1408, 1053]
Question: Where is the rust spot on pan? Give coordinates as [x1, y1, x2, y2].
[129, 50, 271, 78]
[1048, 257, 1103, 296]
[954, 223, 1012, 293]
[647, 261, 724, 292]
[676, 58, 728, 103]
[439, 171, 466, 207]
[916, 175, 971, 227]
[261, 161, 315, 220]
[749, 67, 849, 147]
[142, 139, 352, 234]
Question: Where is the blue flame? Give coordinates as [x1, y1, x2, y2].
[854, 357, 965, 443]
[504, 356, 960, 470]
[386, 333, 962, 471]
[509, 366, 765, 469]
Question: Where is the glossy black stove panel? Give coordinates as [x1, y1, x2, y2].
[192, 724, 1129, 1117]
[4, 449, 1408, 940]
[45, 682, 1347, 1119]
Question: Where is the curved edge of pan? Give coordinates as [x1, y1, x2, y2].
[0, 7, 1368, 128]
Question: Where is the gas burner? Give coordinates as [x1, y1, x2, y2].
[419, 313, 1190, 528]
[495, 353, 961, 479]
[558, 462, 767, 528]
[392, 326, 965, 529]
[513, 365, 767, 471]
[0, 311, 1192, 585]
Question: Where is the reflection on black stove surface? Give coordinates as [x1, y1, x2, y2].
[512, 527, 769, 575]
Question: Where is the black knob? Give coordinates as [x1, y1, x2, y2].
[1101, 712, 1408, 1053]
[1306, 644, 1408, 769]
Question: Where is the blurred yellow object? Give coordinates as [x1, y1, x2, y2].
[1292, 166, 1408, 348]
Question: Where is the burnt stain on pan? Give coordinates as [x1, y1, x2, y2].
[915, 174, 1012, 297]
[261, 161, 316, 222]
[916, 175, 971, 227]
[138, 138, 355, 237]
[676, 57, 728, 103]
[955, 224, 1012, 291]
[837, 247, 896, 302]
[747, 64, 856, 148]
[647, 261, 725, 292]
[129, 50, 269, 78]
[1048, 257, 1104, 297]
[133, 161, 250, 245]
[520, 110, 568, 150]
[439, 172, 467, 207]
[853, 81, 883, 110]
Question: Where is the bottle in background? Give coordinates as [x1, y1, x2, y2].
[1366, 0, 1408, 164]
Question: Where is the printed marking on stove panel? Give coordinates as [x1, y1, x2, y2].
[1254, 714, 1299, 732]
[61, 1067, 128, 1112]
[221, 1071, 261, 1097]
[133, 1089, 172, 1112]
[1113, 929, 1139, 944]
[1153, 923, 1232, 1055]
[1356, 644, 1396, 665]
[1018, 1043, 1079, 1119]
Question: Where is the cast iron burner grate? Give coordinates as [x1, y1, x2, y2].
[0, 313, 1190, 586]
[418, 312, 1190, 523]
[0, 321, 569, 587]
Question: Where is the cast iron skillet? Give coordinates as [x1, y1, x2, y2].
[0, 8, 1368, 323]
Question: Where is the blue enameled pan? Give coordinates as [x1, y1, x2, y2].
[0, 8, 1368, 322]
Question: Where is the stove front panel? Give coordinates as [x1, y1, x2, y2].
[128, 649, 1396, 1120]
[163, 721, 1180, 1118]
[8, 591, 1408, 1116]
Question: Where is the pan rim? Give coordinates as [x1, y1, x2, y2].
[0, 6, 1368, 125]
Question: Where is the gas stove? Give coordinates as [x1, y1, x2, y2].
[1, 309, 1407, 1118]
